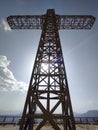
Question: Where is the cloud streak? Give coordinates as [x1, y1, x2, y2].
[0, 55, 27, 92]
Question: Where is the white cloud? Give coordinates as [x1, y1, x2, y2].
[0, 55, 27, 92]
[0, 55, 10, 67]
[0, 19, 11, 31]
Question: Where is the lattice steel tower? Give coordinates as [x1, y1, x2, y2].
[7, 9, 95, 130]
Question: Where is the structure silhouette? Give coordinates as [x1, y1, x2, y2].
[7, 9, 95, 130]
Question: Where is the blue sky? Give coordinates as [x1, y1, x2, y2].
[0, 0, 98, 114]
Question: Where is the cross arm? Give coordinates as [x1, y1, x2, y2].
[7, 14, 95, 30]
[7, 15, 43, 29]
[57, 15, 95, 29]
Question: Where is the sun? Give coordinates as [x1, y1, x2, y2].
[41, 63, 49, 73]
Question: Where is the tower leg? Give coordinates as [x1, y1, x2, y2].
[19, 9, 76, 130]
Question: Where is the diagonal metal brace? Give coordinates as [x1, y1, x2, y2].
[34, 96, 61, 130]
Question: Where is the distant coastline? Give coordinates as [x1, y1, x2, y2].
[74, 110, 98, 117]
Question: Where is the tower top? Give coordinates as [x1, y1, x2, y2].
[7, 9, 95, 30]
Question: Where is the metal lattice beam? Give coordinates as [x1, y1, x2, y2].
[57, 15, 95, 29]
[7, 15, 43, 29]
[7, 14, 95, 30]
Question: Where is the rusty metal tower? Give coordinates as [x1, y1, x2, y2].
[7, 9, 95, 130]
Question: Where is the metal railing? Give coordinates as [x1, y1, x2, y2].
[0, 116, 98, 125]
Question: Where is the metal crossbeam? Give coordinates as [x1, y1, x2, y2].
[58, 15, 95, 29]
[7, 15, 95, 30]
[7, 15, 42, 29]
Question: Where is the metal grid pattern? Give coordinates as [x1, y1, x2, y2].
[7, 15, 42, 29]
[7, 15, 95, 30]
[57, 15, 95, 29]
